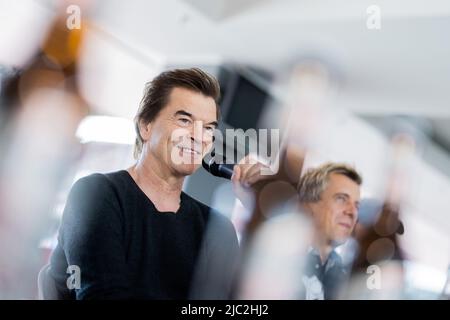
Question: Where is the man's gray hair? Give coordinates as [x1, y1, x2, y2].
[297, 162, 362, 203]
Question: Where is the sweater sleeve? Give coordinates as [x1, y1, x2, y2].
[58, 174, 132, 299]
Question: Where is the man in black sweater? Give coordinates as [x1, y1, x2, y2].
[50, 68, 239, 299]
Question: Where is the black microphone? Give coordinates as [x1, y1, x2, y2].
[202, 153, 235, 179]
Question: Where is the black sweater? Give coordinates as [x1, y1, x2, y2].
[49, 170, 239, 300]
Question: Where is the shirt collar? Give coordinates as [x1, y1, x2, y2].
[307, 246, 342, 271]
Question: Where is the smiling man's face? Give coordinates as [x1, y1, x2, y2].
[139, 87, 218, 177]
[305, 173, 361, 245]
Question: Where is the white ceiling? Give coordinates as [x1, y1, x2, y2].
[88, 0, 450, 118]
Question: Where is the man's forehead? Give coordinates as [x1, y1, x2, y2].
[326, 173, 361, 195]
[168, 87, 214, 104]
[166, 88, 217, 120]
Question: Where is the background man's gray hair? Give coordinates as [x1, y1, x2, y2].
[297, 162, 362, 203]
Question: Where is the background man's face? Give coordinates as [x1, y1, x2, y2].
[142, 87, 217, 176]
[307, 173, 361, 245]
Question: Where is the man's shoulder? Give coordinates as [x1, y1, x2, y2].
[68, 170, 130, 205]
[60, 172, 127, 235]
[73, 170, 127, 191]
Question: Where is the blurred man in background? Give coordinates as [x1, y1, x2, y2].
[231, 147, 361, 299]
[296, 163, 361, 299]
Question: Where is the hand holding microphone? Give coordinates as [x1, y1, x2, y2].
[231, 154, 276, 211]
[203, 152, 274, 211]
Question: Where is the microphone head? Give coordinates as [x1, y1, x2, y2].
[202, 152, 234, 179]
[202, 154, 211, 172]
[202, 153, 217, 174]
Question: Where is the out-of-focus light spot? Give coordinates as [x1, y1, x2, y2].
[78, 29, 163, 119]
[0, 0, 51, 66]
[361, 189, 375, 199]
[238, 212, 313, 299]
[404, 261, 447, 294]
[76, 115, 135, 144]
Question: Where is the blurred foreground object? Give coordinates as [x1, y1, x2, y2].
[0, 1, 90, 298]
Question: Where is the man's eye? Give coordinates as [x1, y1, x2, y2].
[178, 118, 191, 125]
[205, 126, 214, 133]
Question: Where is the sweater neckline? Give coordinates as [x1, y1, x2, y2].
[120, 169, 189, 216]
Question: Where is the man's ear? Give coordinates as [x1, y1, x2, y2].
[139, 121, 152, 140]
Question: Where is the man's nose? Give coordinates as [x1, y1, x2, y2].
[344, 202, 358, 218]
[191, 121, 204, 143]
[190, 132, 203, 146]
